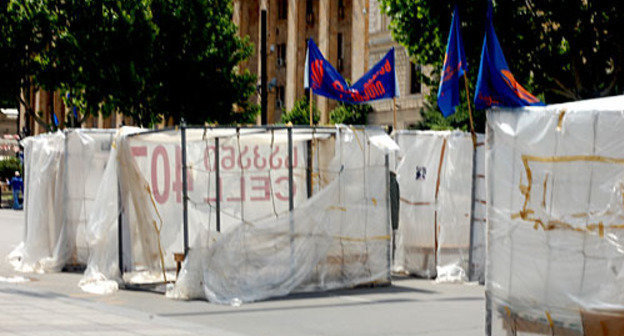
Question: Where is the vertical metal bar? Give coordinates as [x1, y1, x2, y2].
[485, 291, 492, 336]
[215, 137, 221, 232]
[287, 127, 295, 278]
[306, 140, 312, 198]
[288, 127, 294, 211]
[63, 130, 70, 267]
[117, 180, 124, 279]
[181, 126, 189, 256]
[385, 153, 392, 282]
[468, 140, 478, 281]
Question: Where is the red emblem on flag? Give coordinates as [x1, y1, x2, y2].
[311, 59, 324, 90]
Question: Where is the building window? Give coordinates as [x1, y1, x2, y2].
[306, 0, 314, 25]
[337, 33, 344, 72]
[338, 0, 345, 20]
[410, 63, 421, 94]
[276, 43, 286, 68]
[275, 86, 285, 111]
[278, 0, 287, 20]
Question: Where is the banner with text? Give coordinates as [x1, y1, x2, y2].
[304, 39, 399, 104]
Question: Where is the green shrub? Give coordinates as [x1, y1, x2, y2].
[281, 95, 320, 125]
[329, 103, 372, 125]
[0, 157, 21, 181]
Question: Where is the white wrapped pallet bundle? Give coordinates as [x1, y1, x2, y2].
[393, 131, 484, 282]
[9, 130, 115, 273]
[486, 96, 624, 335]
[171, 127, 395, 303]
[64, 130, 115, 267]
[81, 126, 395, 303]
[9, 132, 65, 273]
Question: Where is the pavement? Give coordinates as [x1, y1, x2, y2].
[0, 209, 486, 335]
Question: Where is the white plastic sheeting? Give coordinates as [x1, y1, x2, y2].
[471, 134, 486, 284]
[393, 131, 485, 282]
[487, 96, 624, 335]
[8, 129, 115, 273]
[81, 126, 394, 303]
[9, 132, 65, 272]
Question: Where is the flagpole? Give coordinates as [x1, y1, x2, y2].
[392, 97, 397, 131]
[463, 75, 477, 149]
[309, 88, 314, 194]
[309, 88, 314, 126]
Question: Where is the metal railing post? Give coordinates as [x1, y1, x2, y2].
[117, 180, 124, 280]
[288, 127, 294, 276]
[288, 127, 294, 211]
[215, 137, 221, 232]
[468, 142, 478, 281]
[385, 153, 392, 282]
[181, 122, 189, 256]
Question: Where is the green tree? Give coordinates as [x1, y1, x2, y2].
[281, 95, 320, 125]
[0, 0, 258, 130]
[148, 0, 257, 126]
[378, 1, 624, 131]
[51, 0, 158, 127]
[0, 157, 22, 181]
[329, 103, 372, 125]
[0, 0, 62, 132]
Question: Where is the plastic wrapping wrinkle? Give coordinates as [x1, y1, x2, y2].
[170, 127, 393, 303]
[81, 126, 396, 302]
[80, 127, 144, 293]
[486, 96, 624, 335]
[9, 132, 65, 273]
[9, 130, 116, 274]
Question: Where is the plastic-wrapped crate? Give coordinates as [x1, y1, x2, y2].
[81, 126, 396, 303]
[394, 131, 485, 282]
[487, 96, 624, 335]
[9, 129, 115, 273]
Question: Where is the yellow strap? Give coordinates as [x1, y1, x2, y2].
[545, 311, 554, 331]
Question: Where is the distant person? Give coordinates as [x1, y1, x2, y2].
[10, 171, 23, 210]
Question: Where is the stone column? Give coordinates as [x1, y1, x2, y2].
[317, 0, 331, 124]
[97, 112, 104, 128]
[284, 0, 299, 111]
[232, 0, 241, 29]
[351, 0, 368, 80]
[33, 90, 42, 135]
[18, 89, 26, 134]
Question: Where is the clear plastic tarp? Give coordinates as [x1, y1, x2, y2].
[9, 129, 115, 273]
[393, 130, 485, 282]
[487, 95, 624, 335]
[81, 126, 395, 303]
[471, 133, 486, 284]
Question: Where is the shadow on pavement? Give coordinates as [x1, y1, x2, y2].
[160, 298, 420, 317]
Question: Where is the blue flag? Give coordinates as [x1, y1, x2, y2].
[474, 2, 544, 109]
[437, 6, 467, 118]
[305, 39, 399, 104]
[52, 113, 59, 127]
[66, 92, 79, 120]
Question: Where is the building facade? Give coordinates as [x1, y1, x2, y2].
[18, 88, 129, 137]
[234, 0, 369, 124]
[367, 0, 426, 129]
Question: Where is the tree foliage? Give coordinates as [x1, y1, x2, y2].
[0, 0, 257, 130]
[379, 0, 624, 131]
[148, 0, 257, 126]
[0, 157, 22, 181]
[329, 103, 372, 125]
